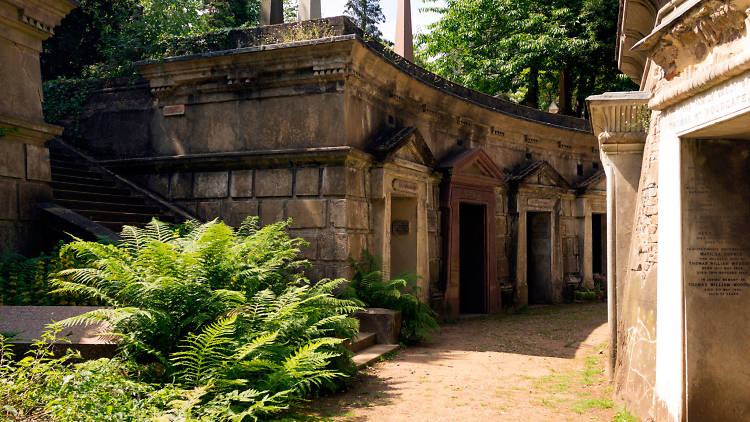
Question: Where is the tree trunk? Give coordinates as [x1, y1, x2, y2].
[523, 67, 539, 109]
[558, 69, 572, 115]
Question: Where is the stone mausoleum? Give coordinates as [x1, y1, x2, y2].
[2, 2, 606, 318]
[588, 0, 750, 420]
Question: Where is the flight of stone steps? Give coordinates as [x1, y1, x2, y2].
[45, 141, 188, 237]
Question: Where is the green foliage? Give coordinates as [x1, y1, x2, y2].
[0, 242, 93, 306]
[42, 79, 94, 144]
[44, 217, 361, 420]
[342, 251, 439, 344]
[0, 327, 174, 421]
[0, 126, 19, 138]
[345, 0, 385, 38]
[41, 0, 263, 80]
[416, 0, 636, 117]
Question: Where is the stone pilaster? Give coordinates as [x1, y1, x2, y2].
[586, 91, 650, 377]
[395, 0, 413, 61]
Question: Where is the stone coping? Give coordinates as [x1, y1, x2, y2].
[130, 16, 591, 134]
[99, 146, 372, 172]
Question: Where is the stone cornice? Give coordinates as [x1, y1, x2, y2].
[99, 146, 373, 173]
[136, 36, 354, 100]
[0, 0, 77, 47]
[0, 113, 62, 145]
[633, 0, 750, 79]
[586, 92, 650, 155]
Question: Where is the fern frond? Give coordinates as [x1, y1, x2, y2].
[172, 315, 237, 386]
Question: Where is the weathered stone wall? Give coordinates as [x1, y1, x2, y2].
[129, 156, 376, 282]
[63, 28, 602, 310]
[612, 113, 659, 421]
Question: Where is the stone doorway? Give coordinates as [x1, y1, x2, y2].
[527, 211, 552, 304]
[459, 202, 487, 314]
[438, 148, 505, 318]
[592, 213, 606, 276]
[390, 196, 418, 278]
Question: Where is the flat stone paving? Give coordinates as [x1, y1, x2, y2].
[302, 303, 626, 422]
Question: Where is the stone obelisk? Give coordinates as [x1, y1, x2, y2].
[395, 0, 414, 61]
[261, 0, 284, 25]
[298, 0, 321, 21]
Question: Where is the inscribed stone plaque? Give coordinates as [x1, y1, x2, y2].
[682, 139, 750, 420]
[392, 220, 410, 235]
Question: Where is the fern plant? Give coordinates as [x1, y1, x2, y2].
[343, 251, 440, 344]
[46, 217, 363, 420]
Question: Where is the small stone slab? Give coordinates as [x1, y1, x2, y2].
[352, 344, 400, 368]
[355, 308, 402, 344]
[0, 306, 115, 359]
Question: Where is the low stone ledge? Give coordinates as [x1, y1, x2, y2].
[0, 306, 115, 359]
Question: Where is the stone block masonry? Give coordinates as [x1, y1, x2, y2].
[133, 160, 373, 282]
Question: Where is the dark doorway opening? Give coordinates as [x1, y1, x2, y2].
[527, 212, 552, 304]
[592, 213, 605, 275]
[459, 203, 486, 314]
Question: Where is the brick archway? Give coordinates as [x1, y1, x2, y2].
[439, 148, 505, 318]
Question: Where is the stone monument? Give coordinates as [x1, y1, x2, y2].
[298, 0, 321, 21]
[395, 0, 413, 61]
[0, 0, 77, 254]
[588, 0, 750, 420]
[261, 0, 283, 25]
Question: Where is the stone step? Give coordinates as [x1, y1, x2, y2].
[50, 166, 102, 179]
[52, 173, 115, 187]
[343, 331, 377, 353]
[74, 209, 160, 223]
[355, 308, 402, 345]
[51, 181, 131, 195]
[352, 344, 400, 369]
[49, 159, 89, 170]
[55, 199, 161, 214]
[53, 189, 144, 205]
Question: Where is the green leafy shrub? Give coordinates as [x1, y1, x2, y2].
[45, 217, 361, 420]
[0, 327, 174, 421]
[342, 251, 439, 344]
[0, 242, 93, 306]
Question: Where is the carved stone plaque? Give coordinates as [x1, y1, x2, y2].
[682, 139, 750, 419]
[392, 220, 410, 235]
[392, 179, 418, 194]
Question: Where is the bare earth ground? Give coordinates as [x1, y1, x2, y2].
[292, 303, 636, 422]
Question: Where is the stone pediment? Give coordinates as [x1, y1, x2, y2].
[367, 126, 435, 167]
[437, 147, 504, 184]
[574, 169, 606, 193]
[507, 160, 569, 188]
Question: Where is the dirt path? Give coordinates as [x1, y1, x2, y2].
[298, 303, 635, 422]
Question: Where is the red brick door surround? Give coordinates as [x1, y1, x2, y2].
[439, 148, 505, 318]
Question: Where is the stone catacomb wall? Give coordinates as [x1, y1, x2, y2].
[64, 18, 604, 316]
[591, 0, 750, 420]
[0, 0, 76, 254]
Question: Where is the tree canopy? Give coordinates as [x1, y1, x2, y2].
[416, 0, 635, 117]
[345, 0, 385, 38]
[42, 0, 262, 80]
